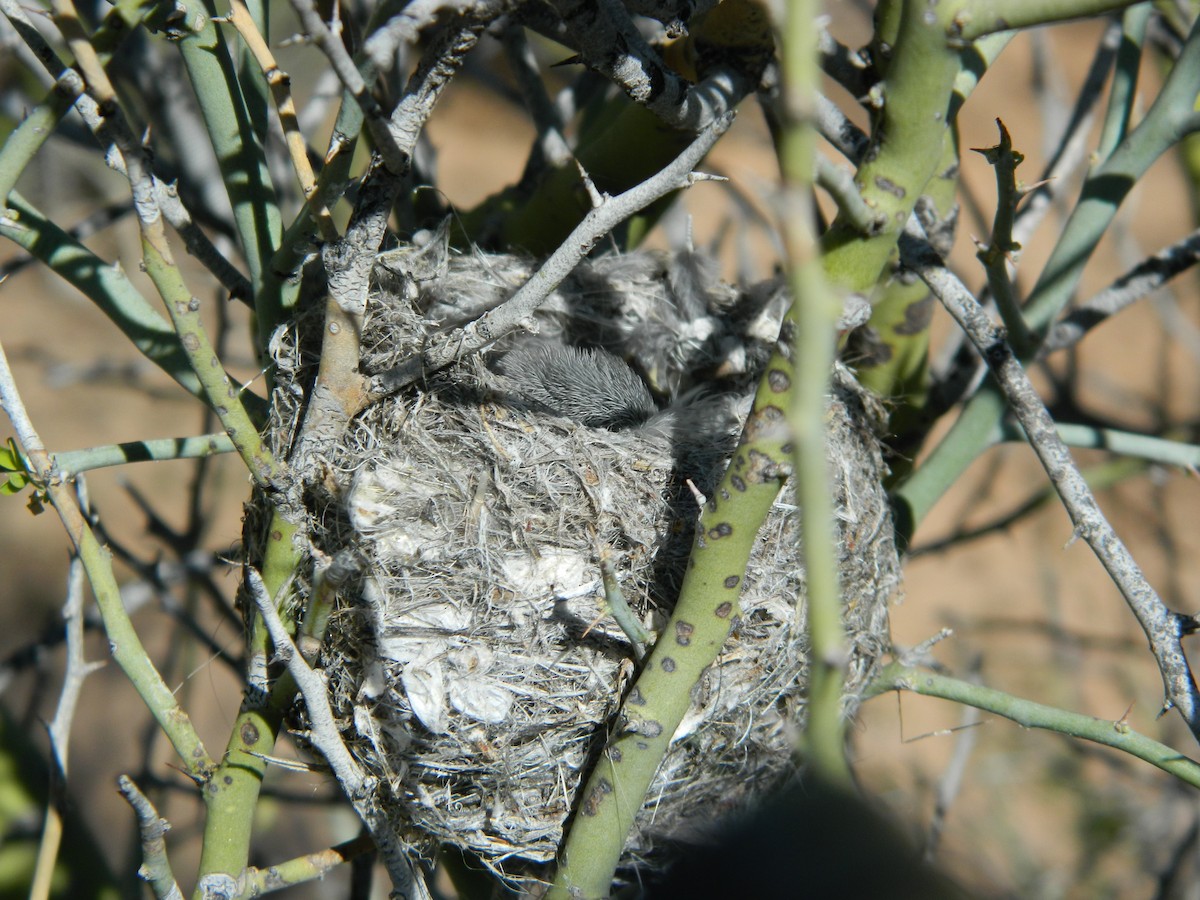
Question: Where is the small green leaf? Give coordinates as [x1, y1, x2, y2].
[0, 438, 30, 474]
[0, 472, 29, 495]
[0, 442, 19, 471]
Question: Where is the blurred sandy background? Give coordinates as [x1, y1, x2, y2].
[3, 6, 1200, 898]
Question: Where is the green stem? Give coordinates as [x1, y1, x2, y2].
[195, 510, 300, 890]
[0, 93, 74, 205]
[600, 553, 652, 649]
[780, 0, 850, 785]
[174, 0, 282, 343]
[1095, 3, 1151, 162]
[140, 236, 282, 491]
[891, 388, 1006, 546]
[820, 0, 964, 293]
[1, 191, 204, 400]
[1028, 11, 1200, 333]
[947, 0, 1142, 42]
[549, 391, 789, 899]
[236, 835, 374, 898]
[0, 0, 153, 204]
[0, 351, 214, 781]
[1003, 421, 1200, 469]
[867, 661, 1200, 788]
[51, 434, 234, 478]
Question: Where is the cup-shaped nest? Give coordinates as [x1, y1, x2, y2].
[302, 246, 900, 876]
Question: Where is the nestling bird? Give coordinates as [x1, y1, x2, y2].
[492, 341, 658, 430]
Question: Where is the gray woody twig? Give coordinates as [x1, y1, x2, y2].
[1043, 228, 1200, 353]
[368, 111, 734, 399]
[551, 0, 753, 131]
[291, 0, 497, 176]
[502, 20, 573, 172]
[117, 776, 183, 900]
[362, 0, 507, 74]
[287, 0, 409, 174]
[246, 570, 430, 900]
[31, 552, 104, 900]
[899, 229, 1200, 743]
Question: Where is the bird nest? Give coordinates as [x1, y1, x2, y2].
[278, 242, 900, 878]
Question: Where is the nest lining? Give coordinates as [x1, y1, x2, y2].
[286, 246, 900, 875]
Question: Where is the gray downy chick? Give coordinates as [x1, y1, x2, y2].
[494, 342, 657, 430]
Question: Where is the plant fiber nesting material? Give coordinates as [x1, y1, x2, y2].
[303, 246, 900, 874]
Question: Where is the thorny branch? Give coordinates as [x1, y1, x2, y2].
[930, 23, 1112, 395]
[547, 0, 755, 131]
[285, 11, 490, 501]
[899, 229, 1200, 743]
[285, 169, 399, 488]
[362, 0, 508, 74]
[385, 18, 487, 170]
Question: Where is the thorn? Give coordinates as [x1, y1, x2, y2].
[574, 159, 604, 209]
[1016, 178, 1053, 198]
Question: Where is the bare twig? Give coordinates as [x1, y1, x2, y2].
[550, 0, 755, 131]
[285, 167, 397, 489]
[502, 20, 573, 173]
[290, 0, 495, 177]
[246, 570, 430, 899]
[814, 92, 869, 163]
[288, 0, 409, 174]
[621, 0, 717, 34]
[118, 776, 183, 900]
[899, 229, 1200, 742]
[1043, 228, 1200, 353]
[361, 0, 507, 73]
[0, 0, 252, 301]
[2, 0, 278, 484]
[818, 26, 873, 98]
[368, 112, 734, 398]
[30, 552, 103, 900]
